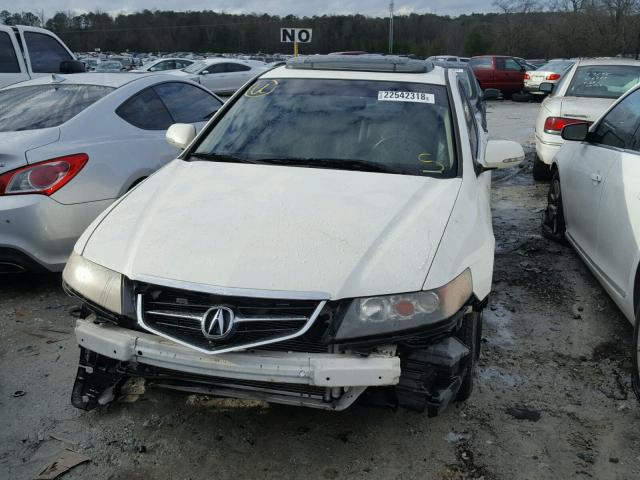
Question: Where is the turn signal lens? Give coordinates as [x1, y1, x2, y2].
[546, 73, 561, 80]
[543, 117, 588, 135]
[0, 153, 88, 196]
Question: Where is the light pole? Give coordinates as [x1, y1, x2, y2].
[388, 2, 394, 55]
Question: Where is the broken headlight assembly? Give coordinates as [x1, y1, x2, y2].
[334, 269, 472, 340]
[62, 252, 123, 315]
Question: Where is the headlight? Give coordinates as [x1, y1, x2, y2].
[62, 252, 123, 314]
[334, 269, 472, 341]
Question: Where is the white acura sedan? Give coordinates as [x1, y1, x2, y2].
[540, 85, 640, 398]
[63, 56, 523, 414]
[171, 58, 269, 95]
[0, 73, 223, 272]
[533, 58, 640, 180]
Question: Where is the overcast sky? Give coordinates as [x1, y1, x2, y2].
[6, 1, 495, 18]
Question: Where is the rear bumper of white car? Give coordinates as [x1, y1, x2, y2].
[535, 132, 563, 165]
[75, 317, 401, 410]
[0, 194, 113, 272]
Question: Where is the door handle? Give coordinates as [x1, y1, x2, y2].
[590, 173, 602, 184]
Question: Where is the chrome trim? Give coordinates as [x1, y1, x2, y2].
[132, 273, 331, 301]
[146, 310, 308, 324]
[137, 293, 327, 355]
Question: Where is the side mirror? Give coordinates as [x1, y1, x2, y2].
[200, 70, 209, 75]
[482, 140, 525, 170]
[561, 122, 589, 141]
[166, 123, 196, 150]
[60, 60, 86, 74]
[539, 82, 554, 93]
[482, 88, 501, 101]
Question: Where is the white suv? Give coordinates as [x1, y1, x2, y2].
[63, 56, 523, 414]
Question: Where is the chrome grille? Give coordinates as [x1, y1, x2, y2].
[135, 282, 328, 354]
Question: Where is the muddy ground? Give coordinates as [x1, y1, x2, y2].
[1, 100, 639, 480]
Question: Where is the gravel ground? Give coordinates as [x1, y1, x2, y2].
[1, 100, 639, 480]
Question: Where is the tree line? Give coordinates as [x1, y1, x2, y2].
[2, 1, 640, 59]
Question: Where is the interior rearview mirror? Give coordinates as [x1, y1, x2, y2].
[482, 88, 501, 101]
[561, 122, 590, 142]
[482, 140, 525, 171]
[166, 123, 197, 150]
[539, 82, 554, 93]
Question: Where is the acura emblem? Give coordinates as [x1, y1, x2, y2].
[201, 306, 235, 339]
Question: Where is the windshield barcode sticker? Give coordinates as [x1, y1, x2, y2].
[378, 91, 435, 103]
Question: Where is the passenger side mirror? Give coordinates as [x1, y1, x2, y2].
[200, 70, 209, 75]
[482, 88, 501, 101]
[166, 123, 197, 150]
[482, 140, 525, 170]
[60, 60, 86, 74]
[561, 122, 589, 142]
[539, 82, 554, 93]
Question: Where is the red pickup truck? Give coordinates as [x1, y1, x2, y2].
[470, 55, 526, 96]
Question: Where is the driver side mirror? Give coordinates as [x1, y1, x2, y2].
[166, 123, 196, 150]
[561, 122, 590, 142]
[481, 140, 525, 170]
[60, 60, 86, 74]
[482, 88, 501, 101]
[200, 70, 209, 75]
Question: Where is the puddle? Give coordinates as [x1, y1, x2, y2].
[483, 302, 514, 349]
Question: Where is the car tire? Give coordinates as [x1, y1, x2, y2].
[633, 312, 640, 403]
[455, 311, 481, 402]
[512, 92, 532, 102]
[542, 169, 567, 243]
[532, 154, 552, 181]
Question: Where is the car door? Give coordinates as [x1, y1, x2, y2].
[226, 62, 255, 91]
[563, 90, 640, 267]
[0, 27, 29, 88]
[591, 90, 640, 311]
[20, 28, 74, 75]
[498, 57, 524, 93]
[153, 81, 223, 133]
[199, 63, 231, 93]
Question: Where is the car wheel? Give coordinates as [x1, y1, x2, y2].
[512, 92, 532, 102]
[532, 154, 552, 181]
[455, 311, 481, 402]
[633, 312, 640, 403]
[542, 169, 567, 243]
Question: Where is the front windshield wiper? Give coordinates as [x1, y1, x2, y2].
[189, 152, 259, 164]
[255, 158, 398, 174]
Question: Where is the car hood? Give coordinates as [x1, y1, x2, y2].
[559, 96, 616, 122]
[81, 160, 462, 299]
[0, 127, 60, 175]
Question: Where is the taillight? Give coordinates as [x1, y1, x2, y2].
[543, 117, 589, 135]
[524, 73, 530, 80]
[0, 153, 88, 196]
[546, 73, 561, 81]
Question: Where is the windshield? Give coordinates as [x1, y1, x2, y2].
[182, 61, 206, 74]
[194, 78, 457, 177]
[538, 60, 574, 73]
[0, 84, 114, 132]
[566, 65, 640, 99]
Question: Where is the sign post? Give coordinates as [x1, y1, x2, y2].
[280, 28, 312, 57]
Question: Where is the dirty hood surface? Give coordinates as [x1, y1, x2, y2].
[0, 128, 60, 174]
[81, 160, 462, 299]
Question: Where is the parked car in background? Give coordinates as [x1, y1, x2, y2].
[81, 58, 99, 72]
[0, 25, 80, 89]
[94, 61, 124, 73]
[524, 59, 575, 95]
[470, 55, 526, 96]
[171, 58, 269, 94]
[541, 86, 640, 399]
[432, 60, 500, 131]
[131, 57, 194, 73]
[109, 56, 134, 70]
[0, 73, 223, 273]
[427, 55, 469, 63]
[533, 58, 640, 179]
[62, 55, 524, 414]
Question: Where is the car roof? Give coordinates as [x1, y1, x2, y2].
[263, 56, 447, 85]
[0, 73, 171, 90]
[574, 57, 640, 66]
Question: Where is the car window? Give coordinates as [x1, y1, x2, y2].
[591, 89, 640, 150]
[470, 57, 492, 68]
[206, 63, 230, 74]
[154, 82, 222, 123]
[499, 58, 522, 71]
[0, 32, 20, 73]
[539, 61, 574, 73]
[0, 84, 114, 132]
[459, 84, 479, 157]
[227, 63, 251, 72]
[182, 60, 207, 74]
[566, 65, 640, 99]
[176, 60, 192, 69]
[24, 32, 73, 73]
[116, 87, 174, 130]
[150, 60, 174, 71]
[194, 78, 457, 178]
